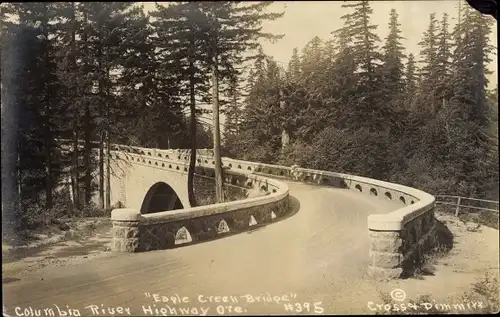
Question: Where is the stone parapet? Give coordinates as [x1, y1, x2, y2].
[111, 209, 142, 252]
[110, 167, 290, 253]
[367, 207, 437, 279]
[106, 145, 437, 280]
[111, 196, 289, 252]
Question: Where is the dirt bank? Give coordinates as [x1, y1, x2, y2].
[2, 217, 113, 279]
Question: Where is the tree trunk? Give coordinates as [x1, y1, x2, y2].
[105, 68, 111, 210]
[106, 130, 111, 209]
[98, 45, 105, 210]
[83, 7, 92, 206]
[212, 43, 223, 203]
[1, 79, 20, 234]
[187, 56, 197, 207]
[281, 129, 290, 149]
[44, 124, 53, 210]
[72, 114, 80, 209]
[43, 32, 53, 210]
[70, 2, 80, 210]
[17, 147, 22, 213]
[99, 131, 104, 210]
[84, 104, 92, 205]
[279, 90, 290, 150]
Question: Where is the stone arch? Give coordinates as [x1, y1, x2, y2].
[140, 182, 184, 214]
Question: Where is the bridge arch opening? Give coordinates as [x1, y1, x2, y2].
[140, 182, 184, 214]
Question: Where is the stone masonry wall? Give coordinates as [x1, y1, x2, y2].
[111, 197, 289, 252]
[112, 218, 140, 252]
[368, 208, 437, 279]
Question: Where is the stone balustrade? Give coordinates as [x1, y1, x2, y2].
[105, 145, 435, 279]
[244, 164, 437, 280]
[111, 162, 290, 252]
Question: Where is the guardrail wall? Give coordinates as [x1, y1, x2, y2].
[110, 147, 290, 252]
[59, 141, 437, 279]
[194, 156, 437, 280]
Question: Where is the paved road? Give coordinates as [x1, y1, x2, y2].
[3, 181, 400, 316]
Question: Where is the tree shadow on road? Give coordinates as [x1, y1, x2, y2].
[2, 277, 21, 284]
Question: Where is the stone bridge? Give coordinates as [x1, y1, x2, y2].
[4, 143, 441, 315]
[105, 143, 436, 280]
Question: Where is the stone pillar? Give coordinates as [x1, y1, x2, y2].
[111, 208, 142, 252]
[368, 230, 404, 279]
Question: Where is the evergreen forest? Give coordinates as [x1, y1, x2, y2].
[1, 1, 497, 234]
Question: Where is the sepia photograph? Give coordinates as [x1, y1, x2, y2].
[1, 0, 499, 315]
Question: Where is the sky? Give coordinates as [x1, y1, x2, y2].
[142, 1, 498, 88]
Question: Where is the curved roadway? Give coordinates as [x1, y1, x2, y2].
[4, 180, 400, 315]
